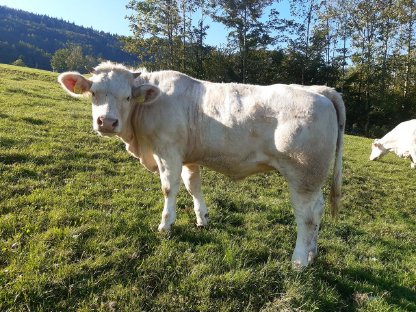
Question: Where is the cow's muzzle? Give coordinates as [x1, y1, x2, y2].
[96, 116, 119, 134]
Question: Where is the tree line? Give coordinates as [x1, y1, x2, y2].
[122, 0, 416, 137]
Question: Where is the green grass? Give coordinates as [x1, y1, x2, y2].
[0, 64, 415, 311]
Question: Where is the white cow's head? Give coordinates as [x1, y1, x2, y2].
[369, 139, 387, 160]
[58, 62, 160, 136]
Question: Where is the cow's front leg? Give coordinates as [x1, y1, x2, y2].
[410, 150, 416, 169]
[154, 154, 182, 232]
[181, 164, 209, 227]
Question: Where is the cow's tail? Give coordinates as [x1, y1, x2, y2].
[322, 88, 345, 218]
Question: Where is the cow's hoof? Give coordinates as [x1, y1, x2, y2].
[158, 223, 172, 232]
[196, 217, 209, 228]
[196, 223, 208, 229]
[292, 259, 308, 270]
[292, 252, 309, 269]
[196, 213, 209, 227]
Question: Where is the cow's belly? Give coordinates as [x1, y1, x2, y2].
[195, 151, 275, 180]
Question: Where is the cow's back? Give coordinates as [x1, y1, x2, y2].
[382, 119, 416, 146]
[389, 120, 416, 155]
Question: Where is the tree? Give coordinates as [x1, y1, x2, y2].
[51, 45, 98, 73]
[51, 48, 70, 72]
[124, 0, 216, 78]
[289, 0, 327, 85]
[397, 0, 415, 99]
[323, 0, 354, 88]
[124, 0, 183, 70]
[211, 0, 277, 83]
[188, 0, 212, 78]
[12, 58, 26, 67]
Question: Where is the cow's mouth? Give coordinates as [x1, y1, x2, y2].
[96, 129, 118, 136]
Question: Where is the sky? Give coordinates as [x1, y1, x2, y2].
[0, 0, 292, 46]
[0, 0, 133, 36]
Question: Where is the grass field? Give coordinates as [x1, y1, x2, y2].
[0, 64, 415, 311]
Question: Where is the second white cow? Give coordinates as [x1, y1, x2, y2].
[370, 119, 416, 168]
[58, 62, 345, 268]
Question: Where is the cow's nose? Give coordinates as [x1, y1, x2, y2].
[97, 116, 118, 131]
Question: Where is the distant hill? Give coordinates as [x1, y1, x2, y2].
[0, 5, 137, 70]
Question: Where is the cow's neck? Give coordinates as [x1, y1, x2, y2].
[380, 136, 398, 152]
[118, 105, 158, 173]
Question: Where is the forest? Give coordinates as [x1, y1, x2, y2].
[0, 6, 136, 71]
[123, 0, 416, 136]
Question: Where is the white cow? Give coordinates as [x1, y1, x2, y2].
[58, 61, 345, 268]
[370, 119, 416, 168]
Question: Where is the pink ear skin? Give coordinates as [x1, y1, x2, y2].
[62, 76, 77, 92]
[132, 84, 161, 105]
[58, 73, 92, 96]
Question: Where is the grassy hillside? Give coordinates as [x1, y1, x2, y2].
[0, 64, 415, 311]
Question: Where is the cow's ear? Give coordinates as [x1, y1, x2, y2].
[132, 84, 161, 105]
[58, 72, 92, 97]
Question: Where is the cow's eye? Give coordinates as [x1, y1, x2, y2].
[91, 91, 95, 97]
[127, 96, 131, 101]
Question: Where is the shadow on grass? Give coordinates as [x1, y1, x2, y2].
[0, 150, 99, 167]
[317, 218, 415, 311]
[9, 228, 161, 311]
[13, 256, 141, 310]
[0, 153, 50, 165]
[4, 87, 61, 101]
[210, 196, 293, 228]
[169, 223, 218, 247]
[0, 137, 16, 148]
[318, 265, 416, 311]
[333, 222, 367, 243]
[21, 116, 48, 126]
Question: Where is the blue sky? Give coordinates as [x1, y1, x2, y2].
[0, 0, 292, 46]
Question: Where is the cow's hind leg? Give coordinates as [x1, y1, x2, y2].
[289, 185, 324, 268]
[181, 164, 209, 227]
[308, 192, 324, 263]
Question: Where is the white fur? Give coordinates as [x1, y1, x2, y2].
[58, 62, 345, 268]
